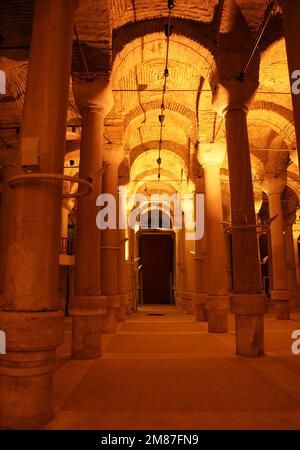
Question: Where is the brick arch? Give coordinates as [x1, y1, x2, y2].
[109, 1, 219, 31]
[129, 140, 188, 166]
[124, 99, 197, 128]
[0, 57, 80, 122]
[0, 58, 28, 108]
[112, 28, 217, 91]
[249, 100, 296, 148]
[260, 37, 286, 64]
[124, 106, 197, 152]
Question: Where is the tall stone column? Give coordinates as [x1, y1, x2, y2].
[213, 81, 265, 356]
[293, 223, 300, 296]
[192, 178, 208, 322]
[117, 184, 130, 321]
[180, 214, 194, 313]
[198, 142, 229, 332]
[284, 221, 299, 310]
[281, 0, 300, 170]
[101, 145, 125, 333]
[0, 0, 79, 428]
[61, 204, 69, 240]
[0, 164, 17, 295]
[69, 77, 113, 358]
[262, 176, 290, 319]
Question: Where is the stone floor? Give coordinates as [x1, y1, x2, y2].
[42, 305, 300, 430]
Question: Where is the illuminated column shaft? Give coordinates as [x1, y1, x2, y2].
[0, 165, 17, 294]
[181, 212, 194, 313]
[101, 145, 125, 333]
[70, 77, 114, 358]
[292, 225, 300, 303]
[0, 0, 79, 428]
[213, 80, 265, 357]
[198, 142, 229, 333]
[262, 176, 290, 320]
[117, 186, 129, 321]
[225, 106, 265, 355]
[193, 178, 208, 322]
[284, 223, 299, 310]
[61, 206, 69, 240]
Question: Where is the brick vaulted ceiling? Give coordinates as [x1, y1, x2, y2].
[0, 0, 299, 212]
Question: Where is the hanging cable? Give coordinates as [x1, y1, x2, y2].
[157, 0, 175, 179]
[237, 0, 276, 81]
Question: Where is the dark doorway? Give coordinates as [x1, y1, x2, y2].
[139, 233, 174, 304]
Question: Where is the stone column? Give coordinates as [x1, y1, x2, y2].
[69, 77, 113, 358]
[180, 213, 194, 313]
[61, 205, 69, 240]
[198, 142, 229, 332]
[0, 164, 17, 295]
[0, 0, 79, 428]
[293, 224, 300, 291]
[281, 0, 300, 170]
[117, 185, 129, 321]
[213, 81, 265, 356]
[192, 178, 208, 322]
[262, 176, 290, 319]
[101, 145, 125, 333]
[284, 221, 299, 310]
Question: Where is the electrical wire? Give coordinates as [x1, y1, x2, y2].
[157, 0, 175, 180]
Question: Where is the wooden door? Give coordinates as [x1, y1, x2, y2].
[140, 233, 172, 304]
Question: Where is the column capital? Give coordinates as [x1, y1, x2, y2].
[212, 79, 259, 116]
[72, 75, 114, 116]
[103, 143, 126, 166]
[197, 141, 226, 168]
[262, 176, 286, 196]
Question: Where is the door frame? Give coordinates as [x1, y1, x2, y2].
[137, 229, 176, 305]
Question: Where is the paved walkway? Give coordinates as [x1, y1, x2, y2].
[43, 305, 300, 429]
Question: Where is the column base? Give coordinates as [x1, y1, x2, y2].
[118, 294, 128, 322]
[230, 294, 266, 357]
[180, 292, 188, 312]
[0, 311, 64, 428]
[193, 292, 208, 322]
[289, 289, 298, 311]
[181, 292, 194, 314]
[102, 295, 120, 333]
[69, 296, 107, 359]
[125, 289, 133, 315]
[207, 295, 229, 333]
[271, 290, 290, 320]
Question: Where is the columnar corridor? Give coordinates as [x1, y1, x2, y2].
[44, 307, 300, 430]
[2, 0, 300, 430]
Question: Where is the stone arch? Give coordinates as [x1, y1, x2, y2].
[109, 2, 219, 30]
[111, 31, 217, 92]
[129, 141, 188, 166]
[124, 99, 197, 128]
[124, 108, 196, 153]
[249, 101, 296, 149]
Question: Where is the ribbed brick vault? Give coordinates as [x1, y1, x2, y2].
[0, 0, 299, 214]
